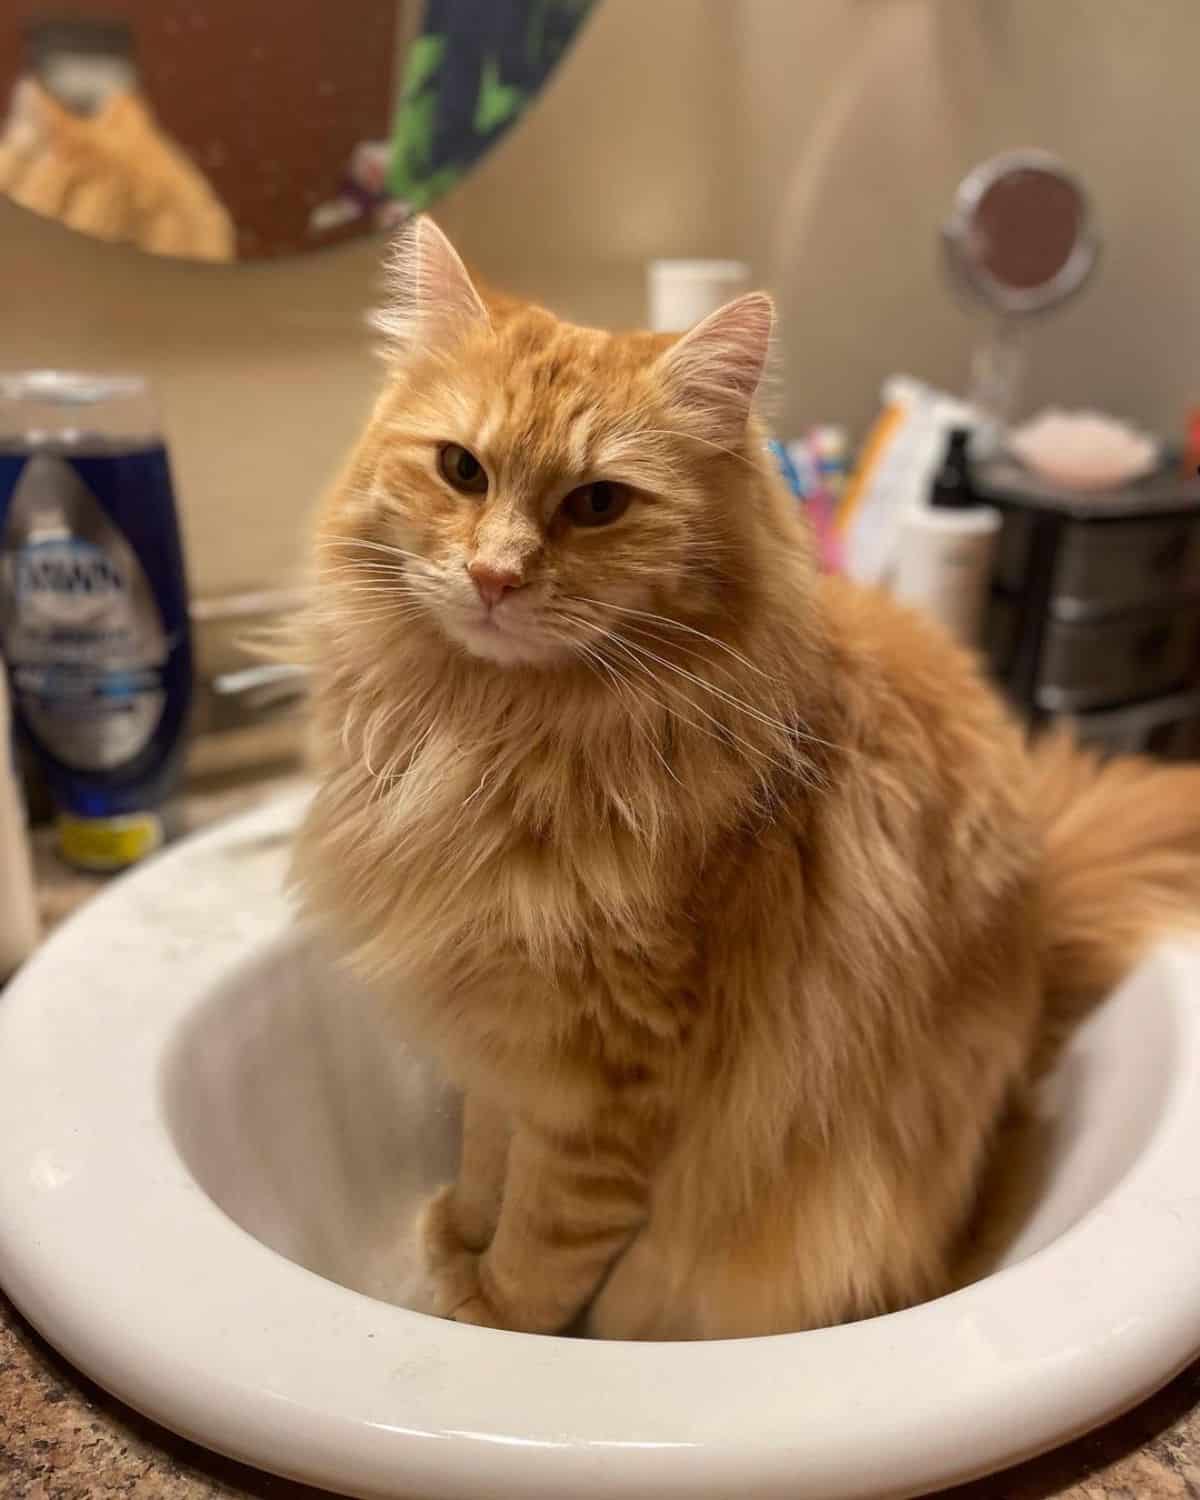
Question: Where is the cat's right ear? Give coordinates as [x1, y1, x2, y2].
[372, 216, 489, 358]
[656, 292, 774, 443]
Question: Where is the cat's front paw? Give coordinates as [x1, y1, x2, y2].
[419, 1185, 503, 1328]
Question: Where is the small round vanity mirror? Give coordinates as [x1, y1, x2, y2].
[944, 151, 1099, 429]
[943, 150, 1099, 317]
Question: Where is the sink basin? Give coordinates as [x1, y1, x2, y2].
[1, 790, 1200, 1500]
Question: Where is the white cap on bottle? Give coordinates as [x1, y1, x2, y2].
[646, 259, 752, 333]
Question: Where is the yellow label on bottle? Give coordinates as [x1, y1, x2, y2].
[57, 811, 163, 872]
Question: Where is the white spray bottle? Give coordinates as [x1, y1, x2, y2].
[891, 427, 1000, 649]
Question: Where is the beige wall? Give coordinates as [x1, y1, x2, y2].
[744, 0, 1200, 447]
[0, 202, 382, 598]
[2, 0, 1198, 601]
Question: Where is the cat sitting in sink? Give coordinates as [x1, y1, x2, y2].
[293, 218, 1200, 1339]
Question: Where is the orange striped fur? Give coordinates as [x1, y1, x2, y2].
[293, 219, 1200, 1338]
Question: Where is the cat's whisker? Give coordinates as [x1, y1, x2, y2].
[325, 578, 433, 605]
[556, 607, 815, 780]
[598, 632, 792, 792]
[594, 663, 687, 791]
[562, 595, 776, 683]
[329, 590, 429, 609]
[323, 565, 422, 587]
[586, 615, 841, 764]
[637, 427, 764, 475]
[546, 616, 677, 754]
[613, 634, 825, 794]
[570, 613, 768, 707]
[610, 620, 793, 722]
[327, 562, 409, 579]
[321, 536, 428, 567]
[326, 567, 428, 590]
[613, 632, 808, 747]
[322, 604, 428, 629]
[556, 613, 725, 736]
[568, 636, 684, 791]
[326, 581, 422, 597]
[565, 644, 683, 831]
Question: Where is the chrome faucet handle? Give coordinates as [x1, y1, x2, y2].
[210, 663, 310, 717]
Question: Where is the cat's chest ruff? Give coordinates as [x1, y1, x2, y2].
[377, 754, 668, 946]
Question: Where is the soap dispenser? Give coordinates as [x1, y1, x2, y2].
[892, 427, 1001, 649]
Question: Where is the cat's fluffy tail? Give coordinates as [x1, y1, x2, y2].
[1032, 731, 1200, 1067]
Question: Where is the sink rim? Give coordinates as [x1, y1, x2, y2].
[0, 790, 1197, 1500]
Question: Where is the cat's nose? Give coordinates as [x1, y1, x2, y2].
[468, 561, 523, 608]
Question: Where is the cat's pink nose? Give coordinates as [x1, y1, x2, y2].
[468, 561, 522, 608]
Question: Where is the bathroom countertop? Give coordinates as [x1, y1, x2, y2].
[3, 769, 1200, 1500]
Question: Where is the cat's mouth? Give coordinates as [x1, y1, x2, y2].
[442, 603, 566, 668]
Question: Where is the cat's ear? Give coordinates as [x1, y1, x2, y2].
[657, 292, 774, 442]
[372, 215, 489, 357]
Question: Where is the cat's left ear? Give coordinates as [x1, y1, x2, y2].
[656, 292, 774, 443]
[372, 215, 490, 358]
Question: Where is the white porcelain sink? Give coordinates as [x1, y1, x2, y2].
[2, 791, 1200, 1500]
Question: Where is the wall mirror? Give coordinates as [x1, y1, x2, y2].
[0, 0, 594, 262]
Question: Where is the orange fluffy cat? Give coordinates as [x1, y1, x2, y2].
[294, 218, 1200, 1339]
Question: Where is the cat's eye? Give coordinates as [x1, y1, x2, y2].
[562, 481, 630, 528]
[438, 443, 488, 495]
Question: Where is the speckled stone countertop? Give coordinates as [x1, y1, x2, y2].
[2, 763, 1200, 1500]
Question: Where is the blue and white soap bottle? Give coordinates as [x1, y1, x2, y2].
[0, 373, 192, 871]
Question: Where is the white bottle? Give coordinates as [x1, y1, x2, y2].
[891, 427, 1001, 649]
[646, 259, 751, 332]
[0, 667, 39, 981]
